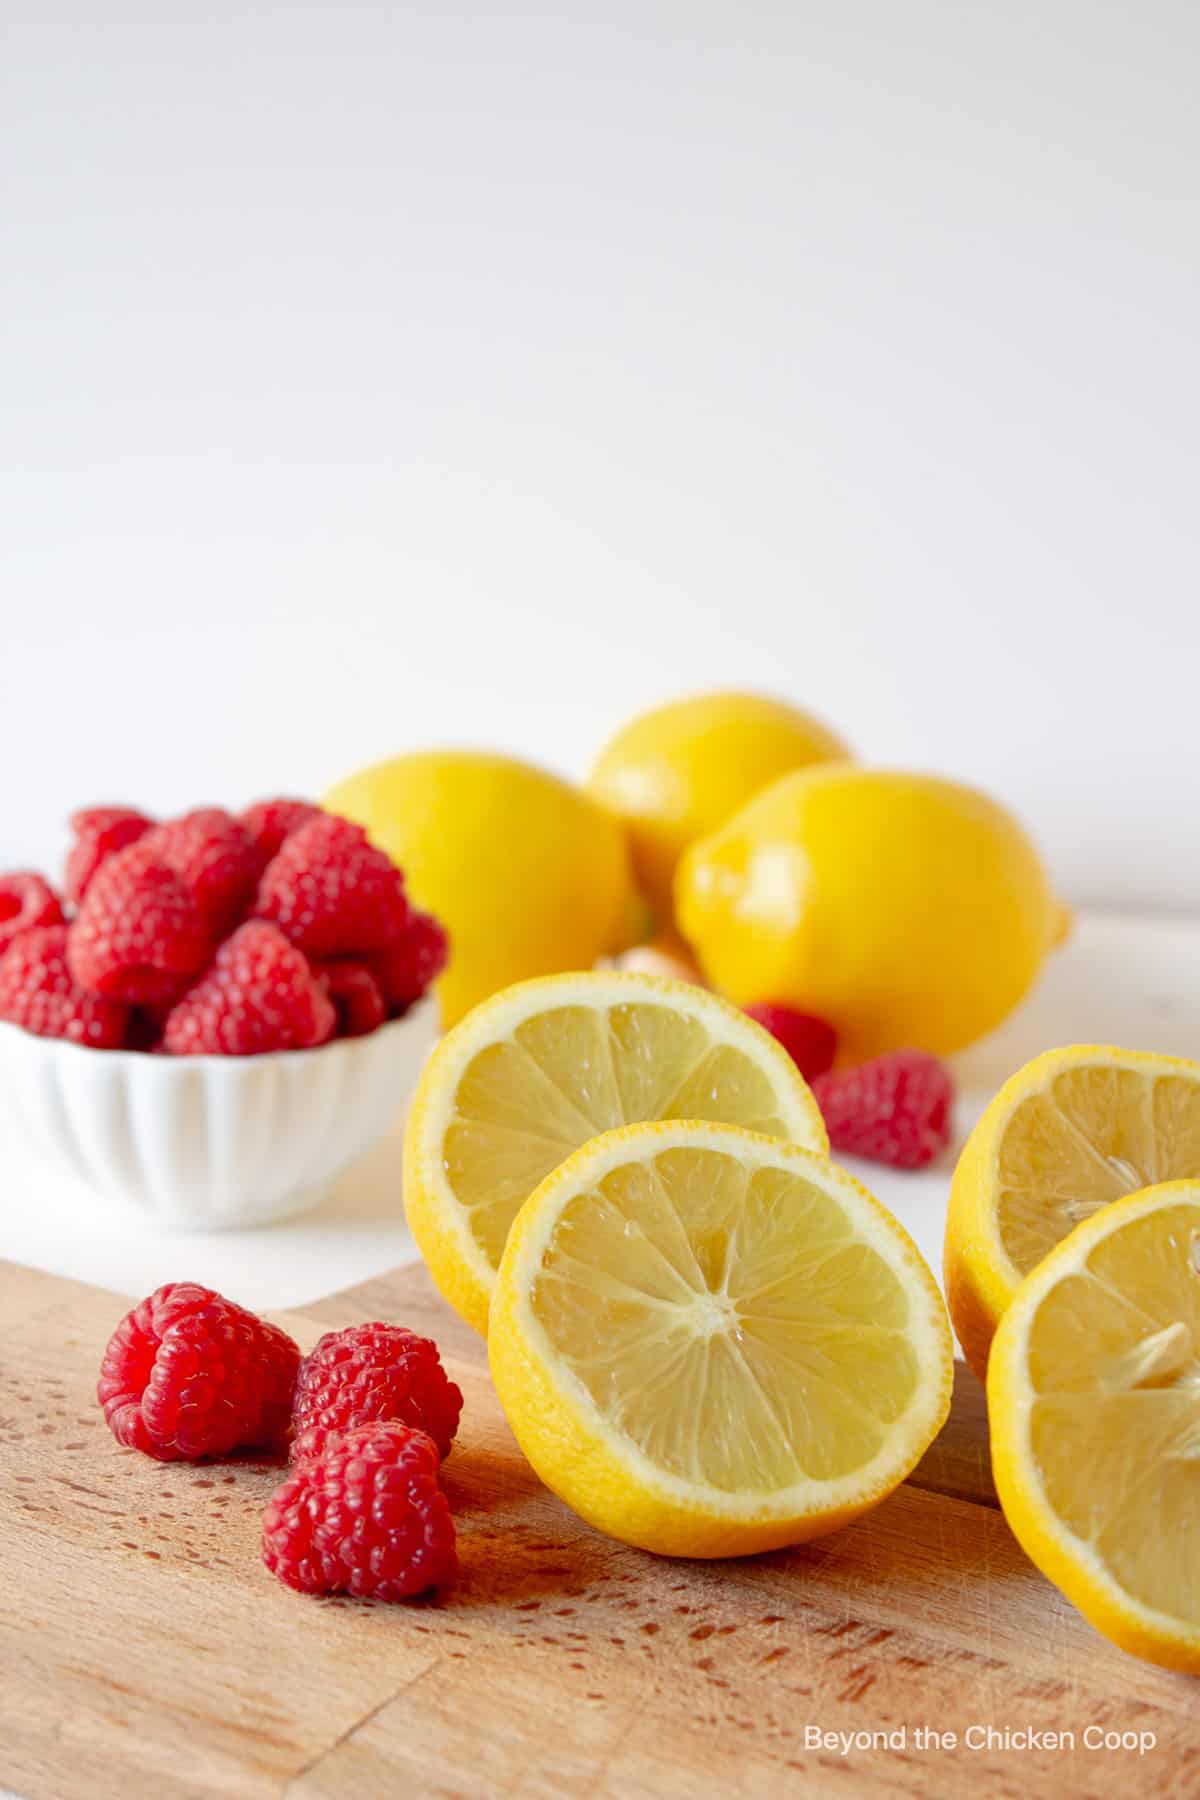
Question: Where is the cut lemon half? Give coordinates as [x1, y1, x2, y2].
[989, 1181, 1200, 1671]
[945, 1045, 1200, 1380]
[489, 1121, 953, 1557]
[404, 971, 827, 1334]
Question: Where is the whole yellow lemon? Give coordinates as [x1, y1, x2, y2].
[676, 766, 1064, 1062]
[586, 691, 849, 927]
[324, 751, 638, 1026]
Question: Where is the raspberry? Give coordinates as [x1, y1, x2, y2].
[290, 1323, 463, 1463]
[0, 925, 127, 1048]
[369, 910, 448, 1013]
[0, 871, 65, 959]
[162, 920, 336, 1056]
[255, 814, 410, 957]
[262, 1421, 456, 1600]
[64, 807, 155, 904]
[97, 1282, 300, 1461]
[314, 959, 387, 1038]
[68, 842, 211, 1006]
[141, 809, 259, 934]
[811, 1050, 955, 1170]
[125, 1007, 166, 1053]
[240, 798, 322, 870]
[744, 1004, 837, 1082]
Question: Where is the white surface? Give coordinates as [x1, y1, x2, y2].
[0, 999, 436, 1228]
[0, 1101, 420, 1312]
[3, 911, 1198, 1311]
[4, 3, 1200, 909]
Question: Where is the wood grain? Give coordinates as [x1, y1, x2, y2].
[1, 1257, 1196, 1799]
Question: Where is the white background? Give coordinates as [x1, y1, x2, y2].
[4, 1, 1199, 910]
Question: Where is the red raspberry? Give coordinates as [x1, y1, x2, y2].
[0, 925, 128, 1048]
[162, 920, 335, 1055]
[97, 1282, 300, 1461]
[68, 842, 211, 1006]
[141, 809, 259, 934]
[262, 1421, 456, 1600]
[255, 814, 410, 957]
[811, 1050, 955, 1170]
[744, 1004, 837, 1082]
[240, 798, 322, 870]
[0, 871, 65, 958]
[290, 1323, 463, 1464]
[314, 959, 387, 1038]
[64, 807, 155, 904]
[369, 910, 448, 1013]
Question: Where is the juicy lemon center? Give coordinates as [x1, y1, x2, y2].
[443, 1002, 798, 1268]
[690, 1291, 740, 1337]
[528, 1146, 919, 1495]
[1027, 1203, 1200, 1620]
[997, 1068, 1200, 1275]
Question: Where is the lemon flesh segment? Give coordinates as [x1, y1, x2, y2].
[403, 971, 827, 1335]
[988, 1183, 1200, 1671]
[945, 1045, 1200, 1380]
[490, 1123, 953, 1557]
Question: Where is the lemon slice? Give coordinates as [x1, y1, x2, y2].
[945, 1045, 1200, 1380]
[989, 1181, 1200, 1670]
[403, 971, 827, 1334]
[489, 1121, 953, 1557]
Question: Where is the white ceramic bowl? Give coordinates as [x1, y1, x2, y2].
[0, 999, 438, 1229]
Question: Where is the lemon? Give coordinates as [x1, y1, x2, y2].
[610, 930, 707, 987]
[403, 970, 827, 1334]
[676, 765, 1063, 1064]
[946, 1045, 1200, 1381]
[489, 1120, 953, 1556]
[324, 750, 639, 1026]
[989, 1180, 1200, 1671]
[587, 691, 849, 927]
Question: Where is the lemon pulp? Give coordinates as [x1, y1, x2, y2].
[994, 1060, 1200, 1277]
[530, 1143, 923, 1490]
[404, 972, 826, 1334]
[989, 1183, 1200, 1667]
[490, 1123, 953, 1555]
[945, 1046, 1200, 1380]
[450, 1002, 808, 1271]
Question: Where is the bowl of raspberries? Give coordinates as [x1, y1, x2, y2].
[0, 799, 448, 1228]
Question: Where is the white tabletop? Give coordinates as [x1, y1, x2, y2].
[2, 910, 1198, 1312]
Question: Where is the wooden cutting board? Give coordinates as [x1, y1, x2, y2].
[2, 1258, 1196, 1799]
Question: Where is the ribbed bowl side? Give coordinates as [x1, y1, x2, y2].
[0, 999, 438, 1230]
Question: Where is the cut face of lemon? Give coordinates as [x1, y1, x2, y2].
[489, 1122, 953, 1557]
[944, 1046, 1200, 1380]
[989, 1181, 1200, 1671]
[403, 972, 827, 1334]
